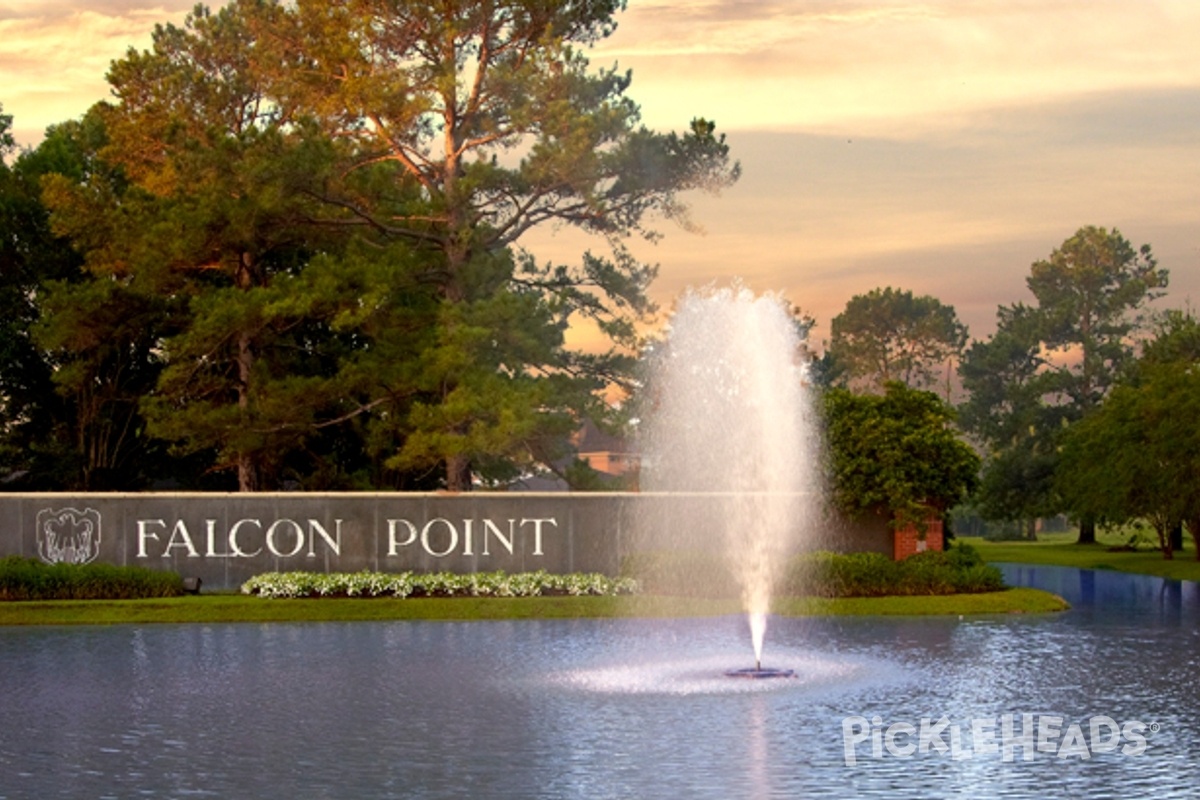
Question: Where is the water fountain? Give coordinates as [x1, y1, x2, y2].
[639, 285, 823, 678]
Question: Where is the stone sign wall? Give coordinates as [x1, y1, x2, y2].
[0, 493, 637, 591]
[0, 492, 896, 592]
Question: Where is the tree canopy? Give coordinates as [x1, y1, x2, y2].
[1057, 360, 1200, 559]
[957, 226, 1167, 542]
[957, 304, 1062, 535]
[41, 6, 351, 491]
[0, 104, 13, 156]
[244, 0, 739, 488]
[826, 286, 967, 393]
[0, 114, 155, 490]
[823, 382, 980, 532]
[1, 0, 738, 492]
[1028, 225, 1166, 411]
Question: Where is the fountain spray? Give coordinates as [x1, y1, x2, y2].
[641, 286, 821, 678]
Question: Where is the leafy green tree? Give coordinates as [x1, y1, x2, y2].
[958, 226, 1167, 543]
[958, 304, 1062, 538]
[824, 382, 980, 533]
[1058, 362, 1200, 559]
[384, 250, 594, 486]
[1123, 307, 1200, 556]
[1033, 226, 1167, 543]
[0, 104, 12, 156]
[16, 0, 737, 492]
[251, 0, 740, 489]
[0, 104, 52, 482]
[0, 104, 67, 486]
[1029, 225, 1167, 411]
[1, 110, 165, 489]
[826, 287, 967, 393]
[1138, 309, 1200, 369]
[42, 6, 363, 491]
[958, 305, 1044, 445]
[972, 445, 1059, 539]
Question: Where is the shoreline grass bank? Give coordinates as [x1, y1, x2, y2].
[963, 533, 1200, 582]
[0, 587, 1067, 626]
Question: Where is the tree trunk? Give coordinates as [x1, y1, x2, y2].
[238, 454, 258, 492]
[235, 252, 258, 492]
[438, 280, 471, 491]
[439, 188, 472, 491]
[1024, 518, 1038, 541]
[1076, 514, 1096, 544]
[445, 453, 472, 492]
[1189, 517, 1200, 561]
[1169, 520, 1184, 553]
[236, 328, 258, 492]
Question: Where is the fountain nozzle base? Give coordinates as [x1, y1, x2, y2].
[724, 667, 797, 679]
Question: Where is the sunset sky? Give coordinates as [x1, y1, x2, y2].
[3, 0, 1198, 346]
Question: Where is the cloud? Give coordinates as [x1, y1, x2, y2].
[3, 0, 1196, 347]
[597, 0, 1200, 135]
[0, 4, 192, 142]
[530, 82, 1200, 343]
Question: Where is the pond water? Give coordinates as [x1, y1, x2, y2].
[1, 567, 1198, 799]
[997, 562, 1200, 623]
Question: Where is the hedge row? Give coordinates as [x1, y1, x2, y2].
[797, 546, 1005, 597]
[2, 546, 1002, 602]
[627, 544, 1005, 598]
[0, 556, 184, 600]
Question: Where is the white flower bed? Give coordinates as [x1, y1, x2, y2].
[241, 570, 638, 599]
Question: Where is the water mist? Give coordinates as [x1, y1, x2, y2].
[641, 286, 822, 672]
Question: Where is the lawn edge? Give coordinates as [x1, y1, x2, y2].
[0, 587, 1067, 626]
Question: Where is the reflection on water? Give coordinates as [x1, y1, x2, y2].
[998, 562, 1200, 625]
[0, 569, 1198, 799]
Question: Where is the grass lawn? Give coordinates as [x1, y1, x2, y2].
[776, 588, 1068, 616]
[0, 587, 1067, 626]
[964, 530, 1200, 582]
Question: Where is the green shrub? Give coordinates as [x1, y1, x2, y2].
[794, 545, 1004, 597]
[623, 544, 1004, 599]
[0, 556, 184, 600]
[944, 541, 985, 569]
[241, 570, 639, 599]
[795, 551, 894, 598]
[951, 564, 1007, 593]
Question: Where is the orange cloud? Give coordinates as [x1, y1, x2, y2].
[3, 0, 1196, 352]
[596, 1, 1200, 135]
[0, 5, 191, 141]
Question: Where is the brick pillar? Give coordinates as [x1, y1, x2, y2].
[893, 517, 944, 560]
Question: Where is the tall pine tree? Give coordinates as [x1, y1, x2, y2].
[249, 0, 739, 489]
